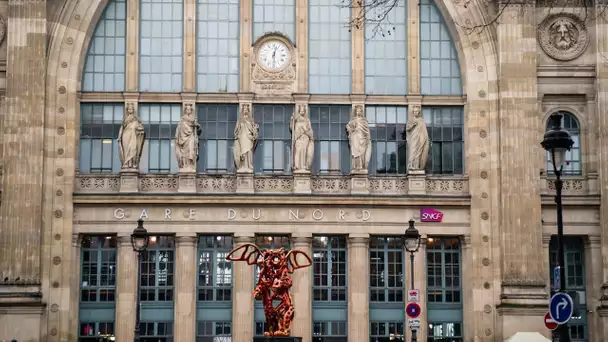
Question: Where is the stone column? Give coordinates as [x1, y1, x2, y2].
[407, 0, 420, 95]
[584, 235, 603, 342]
[348, 234, 369, 342]
[460, 235, 474, 340]
[405, 234, 427, 341]
[70, 234, 83, 340]
[232, 234, 255, 342]
[496, 1, 546, 337]
[291, 235, 312, 341]
[239, 0, 253, 92]
[126, 0, 140, 91]
[174, 235, 197, 341]
[350, 4, 364, 94]
[183, 0, 196, 92]
[115, 236, 137, 341]
[295, 0, 309, 92]
[0, 0, 46, 287]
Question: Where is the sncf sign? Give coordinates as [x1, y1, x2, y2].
[420, 208, 443, 222]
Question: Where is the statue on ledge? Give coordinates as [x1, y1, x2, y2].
[175, 103, 202, 172]
[226, 243, 312, 337]
[406, 105, 429, 171]
[346, 105, 372, 174]
[117, 102, 145, 170]
[233, 104, 259, 173]
[290, 104, 314, 173]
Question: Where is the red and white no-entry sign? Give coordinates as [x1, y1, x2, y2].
[544, 312, 558, 330]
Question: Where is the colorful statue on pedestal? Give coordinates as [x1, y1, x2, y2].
[226, 244, 312, 337]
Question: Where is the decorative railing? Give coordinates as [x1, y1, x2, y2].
[542, 176, 595, 196]
[74, 173, 470, 196]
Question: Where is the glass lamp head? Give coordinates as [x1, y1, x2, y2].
[541, 113, 574, 173]
[131, 218, 149, 252]
[404, 219, 421, 253]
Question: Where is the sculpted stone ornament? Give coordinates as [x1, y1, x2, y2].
[175, 103, 202, 172]
[226, 244, 312, 337]
[233, 104, 259, 173]
[290, 105, 314, 173]
[118, 102, 145, 170]
[0, 16, 5, 46]
[346, 105, 372, 174]
[406, 105, 430, 171]
[538, 13, 588, 61]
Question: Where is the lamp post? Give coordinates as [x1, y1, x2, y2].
[541, 113, 574, 342]
[131, 218, 149, 342]
[404, 219, 422, 342]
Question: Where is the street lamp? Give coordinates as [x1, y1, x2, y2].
[404, 219, 421, 342]
[541, 113, 574, 342]
[131, 218, 149, 342]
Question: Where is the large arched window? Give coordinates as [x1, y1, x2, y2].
[79, 0, 466, 177]
[545, 111, 582, 176]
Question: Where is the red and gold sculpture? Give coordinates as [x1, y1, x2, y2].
[226, 243, 312, 337]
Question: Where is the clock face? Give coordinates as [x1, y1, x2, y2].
[258, 40, 290, 71]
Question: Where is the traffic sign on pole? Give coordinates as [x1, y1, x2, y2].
[408, 318, 421, 331]
[408, 289, 420, 302]
[406, 302, 421, 319]
[544, 312, 558, 330]
[553, 267, 560, 291]
[549, 292, 574, 325]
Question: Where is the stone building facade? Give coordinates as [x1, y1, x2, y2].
[0, 0, 607, 341]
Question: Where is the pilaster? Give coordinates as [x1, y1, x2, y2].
[115, 236, 137, 342]
[232, 234, 255, 342]
[183, 0, 196, 92]
[596, 5, 608, 339]
[126, 0, 140, 91]
[584, 235, 602, 342]
[347, 234, 369, 342]
[461, 234, 474, 341]
[497, 4, 546, 337]
[174, 234, 197, 342]
[69, 234, 83, 341]
[407, 0, 420, 94]
[239, 0, 253, 92]
[350, 3, 364, 94]
[291, 235, 312, 342]
[295, 0, 308, 92]
[0, 0, 46, 286]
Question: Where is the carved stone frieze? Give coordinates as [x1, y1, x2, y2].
[369, 178, 408, 195]
[425, 176, 469, 194]
[139, 175, 178, 192]
[538, 13, 589, 61]
[545, 177, 586, 195]
[197, 175, 237, 193]
[254, 176, 293, 193]
[311, 177, 351, 195]
[251, 32, 297, 95]
[75, 175, 120, 193]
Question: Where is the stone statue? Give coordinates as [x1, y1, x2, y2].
[233, 104, 259, 173]
[117, 102, 145, 170]
[345, 105, 372, 174]
[175, 103, 202, 172]
[549, 19, 578, 51]
[290, 105, 314, 173]
[406, 105, 429, 171]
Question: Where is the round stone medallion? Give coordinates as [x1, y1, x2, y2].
[54, 234, 62, 241]
[50, 328, 58, 336]
[56, 168, 64, 176]
[481, 192, 488, 199]
[480, 130, 487, 138]
[52, 281, 60, 288]
[481, 212, 489, 220]
[482, 258, 491, 266]
[50, 304, 59, 312]
[482, 235, 489, 243]
[484, 282, 491, 289]
[58, 86, 66, 94]
[538, 13, 589, 61]
[53, 256, 62, 265]
[54, 209, 62, 218]
[480, 171, 488, 179]
[56, 189, 63, 196]
[481, 152, 487, 158]
[484, 304, 492, 313]
[485, 329, 492, 336]
[57, 148, 64, 156]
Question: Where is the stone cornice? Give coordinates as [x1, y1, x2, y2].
[73, 194, 471, 207]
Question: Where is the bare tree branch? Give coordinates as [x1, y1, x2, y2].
[341, 0, 608, 40]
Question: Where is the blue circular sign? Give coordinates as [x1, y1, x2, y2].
[549, 292, 574, 325]
[406, 302, 421, 319]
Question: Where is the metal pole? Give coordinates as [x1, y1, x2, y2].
[554, 172, 571, 342]
[410, 251, 417, 342]
[134, 251, 142, 342]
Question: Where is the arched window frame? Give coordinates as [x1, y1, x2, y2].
[544, 110, 583, 176]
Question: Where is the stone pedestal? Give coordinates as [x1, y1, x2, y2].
[350, 173, 369, 195]
[119, 170, 139, 193]
[237, 172, 255, 194]
[178, 172, 197, 193]
[407, 169, 426, 195]
[253, 337, 303, 342]
[293, 172, 311, 194]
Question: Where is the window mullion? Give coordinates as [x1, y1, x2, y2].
[327, 246, 333, 298]
[97, 248, 102, 301]
[212, 249, 217, 301]
[441, 243, 446, 303]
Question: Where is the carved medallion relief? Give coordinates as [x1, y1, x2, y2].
[251, 32, 297, 94]
[538, 13, 588, 61]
